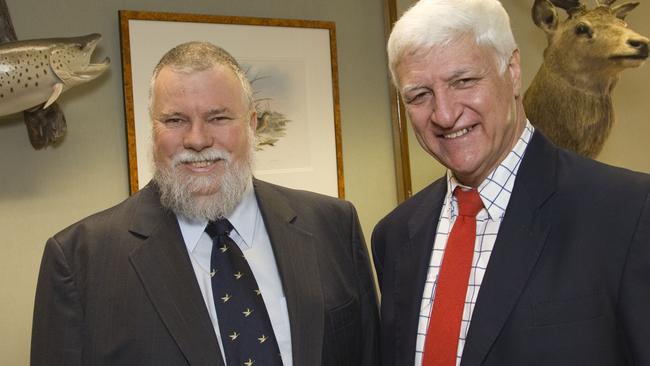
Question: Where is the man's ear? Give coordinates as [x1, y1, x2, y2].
[248, 110, 258, 132]
[508, 49, 522, 98]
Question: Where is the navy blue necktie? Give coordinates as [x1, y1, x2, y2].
[206, 219, 283, 366]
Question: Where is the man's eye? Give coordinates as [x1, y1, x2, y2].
[405, 91, 428, 104]
[454, 78, 477, 88]
[209, 116, 232, 124]
[164, 118, 184, 125]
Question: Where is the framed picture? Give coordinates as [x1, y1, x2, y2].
[383, 0, 412, 203]
[119, 10, 344, 198]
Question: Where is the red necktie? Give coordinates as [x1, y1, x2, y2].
[422, 187, 483, 366]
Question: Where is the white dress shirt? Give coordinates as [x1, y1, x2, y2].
[177, 183, 293, 366]
[415, 121, 534, 366]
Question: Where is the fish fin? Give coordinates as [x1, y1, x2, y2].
[43, 83, 63, 109]
[24, 102, 67, 149]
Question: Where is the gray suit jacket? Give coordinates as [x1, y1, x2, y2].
[31, 179, 379, 366]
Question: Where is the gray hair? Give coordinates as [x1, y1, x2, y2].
[148, 41, 254, 114]
[387, 0, 517, 86]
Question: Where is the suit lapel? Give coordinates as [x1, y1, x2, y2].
[396, 180, 447, 365]
[461, 132, 557, 366]
[127, 184, 224, 366]
[253, 180, 324, 366]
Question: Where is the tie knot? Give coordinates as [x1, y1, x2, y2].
[205, 219, 234, 238]
[454, 187, 483, 217]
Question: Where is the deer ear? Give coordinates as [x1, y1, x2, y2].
[532, 0, 559, 33]
[612, 2, 639, 20]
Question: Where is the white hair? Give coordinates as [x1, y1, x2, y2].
[387, 0, 517, 86]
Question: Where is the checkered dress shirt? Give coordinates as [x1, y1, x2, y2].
[414, 121, 534, 366]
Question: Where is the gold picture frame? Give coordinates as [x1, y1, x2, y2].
[383, 0, 411, 202]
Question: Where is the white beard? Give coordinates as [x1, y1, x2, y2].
[153, 141, 254, 221]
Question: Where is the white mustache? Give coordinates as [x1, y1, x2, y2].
[171, 149, 231, 167]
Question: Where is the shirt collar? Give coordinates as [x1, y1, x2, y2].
[446, 120, 534, 220]
[227, 184, 258, 250]
[177, 180, 258, 253]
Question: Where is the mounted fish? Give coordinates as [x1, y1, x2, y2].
[0, 34, 110, 148]
[524, 0, 649, 158]
[0, 0, 64, 149]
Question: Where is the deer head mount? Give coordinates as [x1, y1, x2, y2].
[523, 0, 649, 158]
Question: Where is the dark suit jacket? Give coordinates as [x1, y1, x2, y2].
[31, 179, 379, 366]
[372, 132, 650, 366]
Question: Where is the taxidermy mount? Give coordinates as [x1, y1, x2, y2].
[0, 0, 109, 149]
[524, 0, 649, 158]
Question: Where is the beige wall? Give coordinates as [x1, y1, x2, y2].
[398, 0, 650, 193]
[0, 0, 397, 364]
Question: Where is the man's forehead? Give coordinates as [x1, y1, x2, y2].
[399, 41, 496, 77]
[157, 63, 235, 80]
[152, 65, 244, 99]
[155, 106, 232, 115]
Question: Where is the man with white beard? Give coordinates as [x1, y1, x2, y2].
[31, 42, 379, 366]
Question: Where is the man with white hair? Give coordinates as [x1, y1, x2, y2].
[31, 42, 379, 366]
[372, 1, 650, 365]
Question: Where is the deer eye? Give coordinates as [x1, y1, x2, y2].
[575, 23, 592, 38]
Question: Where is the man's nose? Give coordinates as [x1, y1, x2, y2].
[431, 93, 461, 129]
[183, 121, 213, 151]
